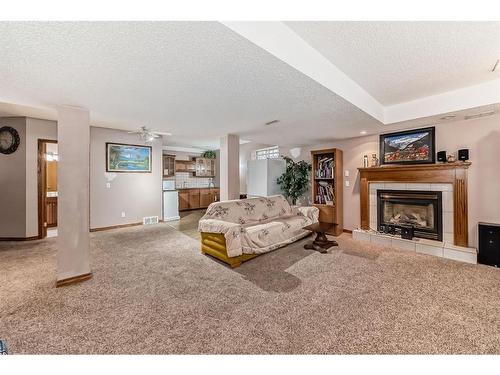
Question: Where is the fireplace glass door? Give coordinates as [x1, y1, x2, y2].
[377, 190, 443, 241]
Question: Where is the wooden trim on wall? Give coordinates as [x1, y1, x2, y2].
[90, 222, 143, 232]
[0, 236, 40, 242]
[342, 229, 353, 234]
[56, 272, 93, 288]
[358, 162, 471, 247]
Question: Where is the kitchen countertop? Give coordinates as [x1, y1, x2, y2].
[176, 187, 219, 190]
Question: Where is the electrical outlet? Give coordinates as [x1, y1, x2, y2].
[121, 212, 126, 218]
[345, 180, 350, 187]
[106, 182, 111, 189]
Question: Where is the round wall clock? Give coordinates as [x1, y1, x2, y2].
[0, 126, 21, 155]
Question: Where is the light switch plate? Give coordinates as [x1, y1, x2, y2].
[106, 182, 111, 189]
[344, 170, 350, 177]
[345, 180, 350, 187]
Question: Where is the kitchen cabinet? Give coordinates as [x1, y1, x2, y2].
[195, 158, 216, 177]
[162, 154, 175, 177]
[175, 159, 196, 173]
[188, 189, 200, 209]
[178, 190, 190, 211]
[178, 188, 220, 211]
[200, 188, 213, 208]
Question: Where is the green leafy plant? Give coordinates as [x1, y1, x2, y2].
[201, 150, 216, 159]
[277, 156, 312, 205]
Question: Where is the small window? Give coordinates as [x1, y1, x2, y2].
[255, 146, 280, 160]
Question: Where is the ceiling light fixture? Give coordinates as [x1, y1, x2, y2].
[127, 126, 172, 144]
[265, 120, 280, 126]
[464, 111, 496, 120]
[492, 59, 499, 72]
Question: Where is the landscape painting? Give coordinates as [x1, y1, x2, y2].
[380, 127, 435, 165]
[106, 143, 152, 172]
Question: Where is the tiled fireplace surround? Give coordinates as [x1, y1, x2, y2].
[353, 164, 477, 264]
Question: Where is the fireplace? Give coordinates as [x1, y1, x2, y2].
[377, 190, 443, 241]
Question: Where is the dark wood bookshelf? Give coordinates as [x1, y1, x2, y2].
[311, 148, 343, 236]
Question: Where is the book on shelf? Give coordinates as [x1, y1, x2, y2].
[315, 181, 335, 205]
[315, 156, 335, 179]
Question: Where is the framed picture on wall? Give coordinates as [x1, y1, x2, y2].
[106, 143, 152, 173]
[380, 127, 435, 165]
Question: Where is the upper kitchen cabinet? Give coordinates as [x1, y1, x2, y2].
[195, 157, 216, 177]
[162, 154, 175, 177]
[175, 159, 196, 173]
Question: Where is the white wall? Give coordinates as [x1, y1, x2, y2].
[0, 116, 57, 238]
[90, 127, 162, 229]
[239, 142, 273, 194]
[0, 117, 27, 237]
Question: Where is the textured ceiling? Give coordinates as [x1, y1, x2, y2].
[0, 21, 380, 148]
[1, 21, 499, 149]
[287, 21, 500, 105]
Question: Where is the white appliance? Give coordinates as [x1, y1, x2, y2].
[162, 180, 180, 221]
[246, 158, 286, 197]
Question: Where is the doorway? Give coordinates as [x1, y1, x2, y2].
[38, 139, 58, 239]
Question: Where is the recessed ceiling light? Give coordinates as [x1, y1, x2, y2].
[360, 131, 367, 135]
[440, 115, 456, 120]
[464, 111, 496, 120]
[265, 120, 280, 126]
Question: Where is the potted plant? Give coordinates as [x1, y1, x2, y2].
[201, 150, 216, 159]
[277, 156, 311, 205]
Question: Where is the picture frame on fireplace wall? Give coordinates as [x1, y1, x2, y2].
[379, 126, 435, 165]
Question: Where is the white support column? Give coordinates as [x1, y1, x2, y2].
[219, 134, 240, 201]
[56, 105, 91, 286]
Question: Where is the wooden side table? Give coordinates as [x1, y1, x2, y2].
[303, 222, 338, 253]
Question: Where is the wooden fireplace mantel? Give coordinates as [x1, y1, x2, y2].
[358, 162, 471, 247]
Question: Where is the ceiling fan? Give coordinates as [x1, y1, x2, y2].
[128, 126, 172, 143]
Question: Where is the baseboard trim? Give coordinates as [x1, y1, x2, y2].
[343, 229, 353, 234]
[90, 222, 143, 232]
[56, 272, 93, 288]
[0, 236, 40, 241]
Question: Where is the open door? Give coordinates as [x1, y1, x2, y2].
[37, 139, 58, 239]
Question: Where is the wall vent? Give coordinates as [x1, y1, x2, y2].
[143, 216, 159, 225]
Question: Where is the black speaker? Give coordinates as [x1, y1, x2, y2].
[478, 222, 500, 267]
[437, 151, 447, 162]
[458, 149, 469, 161]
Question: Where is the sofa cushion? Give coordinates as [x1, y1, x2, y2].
[240, 213, 314, 254]
[201, 195, 293, 225]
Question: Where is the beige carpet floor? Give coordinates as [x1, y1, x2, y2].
[1, 224, 500, 354]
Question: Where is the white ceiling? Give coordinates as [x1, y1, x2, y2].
[1, 21, 499, 149]
[286, 21, 500, 105]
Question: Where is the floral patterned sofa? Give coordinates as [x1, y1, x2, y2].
[198, 195, 319, 267]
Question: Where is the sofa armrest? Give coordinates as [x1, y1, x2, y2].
[198, 219, 244, 258]
[293, 206, 319, 223]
